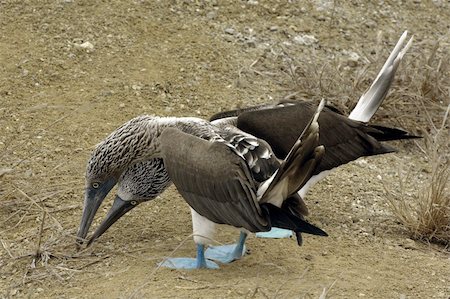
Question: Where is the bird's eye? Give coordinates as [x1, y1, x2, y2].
[130, 200, 137, 206]
[92, 182, 100, 189]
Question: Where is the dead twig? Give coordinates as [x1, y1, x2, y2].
[14, 186, 63, 230]
[319, 279, 338, 299]
[35, 211, 46, 259]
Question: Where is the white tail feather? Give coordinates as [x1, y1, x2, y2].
[349, 31, 413, 122]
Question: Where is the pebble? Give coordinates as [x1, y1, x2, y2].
[206, 11, 217, 19]
[224, 28, 235, 35]
[269, 26, 278, 32]
[75, 41, 94, 51]
[342, 50, 360, 67]
[400, 238, 417, 249]
[224, 35, 234, 42]
[293, 34, 318, 46]
[354, 159, 368, 167]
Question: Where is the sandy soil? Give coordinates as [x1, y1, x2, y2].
[1, 1, 449, 298]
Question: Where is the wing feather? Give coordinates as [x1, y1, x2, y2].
[160, 128, 270, 232]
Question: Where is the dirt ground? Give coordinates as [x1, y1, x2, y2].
[1, 1, 449, 298]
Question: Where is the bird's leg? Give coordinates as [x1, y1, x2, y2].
[205, 231, 247, 264]
[256, 227, 293, 239]
[195, 243, 210, 268]
[159, 244, 219, 270]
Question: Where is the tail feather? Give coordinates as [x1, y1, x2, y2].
[262, 203, 328, 241]
[349, 31, 413, 122]
[369, 124, 421, 141]
[258, 100, 325, 204]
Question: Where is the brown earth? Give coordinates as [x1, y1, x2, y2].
[0, 1, 449, 298]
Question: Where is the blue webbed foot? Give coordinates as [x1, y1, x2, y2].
[205, 243, 246, 263]
[158, 244, 219, 270]
[159, 257, 219, 270]
[256, 227, 293, 239]
[205, 231, 248, 264]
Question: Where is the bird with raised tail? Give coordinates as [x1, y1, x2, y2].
[77, 31, 418, 268]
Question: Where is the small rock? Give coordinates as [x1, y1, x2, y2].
[74, 41, 94, 51]
[224, 35, 234, 42]
[293, 34, 318, 46]
[364, 19, 377, 28]
[342, 50, 360, 67]
[304, 254, 313, 261]
[354, 159, 368, 167]
[269, 26, 279, 32]
[224, 28, 235, 35]
[399, 238, 417, 250]
[315, 0, 333, 11]
[206, 11, 217, 19]
[119, 103, 126, 108]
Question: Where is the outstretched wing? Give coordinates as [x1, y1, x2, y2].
[160, 128, 271, 233]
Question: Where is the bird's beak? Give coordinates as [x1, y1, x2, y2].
[87, 195, 137, 246]
[76, 178, 116, 245]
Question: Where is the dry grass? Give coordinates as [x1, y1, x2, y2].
[380, 36, 450, 246]
[387, 104, 449, 245]
[240, 31, 450, 133]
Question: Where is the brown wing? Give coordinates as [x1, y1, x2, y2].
[236, 101, 395, 174]
[159, 128, 270, 233]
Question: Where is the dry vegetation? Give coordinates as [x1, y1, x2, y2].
[388, 104, 449, 246]
[1, 1, 449, 298]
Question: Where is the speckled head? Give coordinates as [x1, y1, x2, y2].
[88, 158, 171, 245]
[77, 114, 214, 245]
[87, 159, 172, 245]
[78, 115, 162, 244]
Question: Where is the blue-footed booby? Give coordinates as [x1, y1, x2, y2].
[76, 31, 417, 268]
